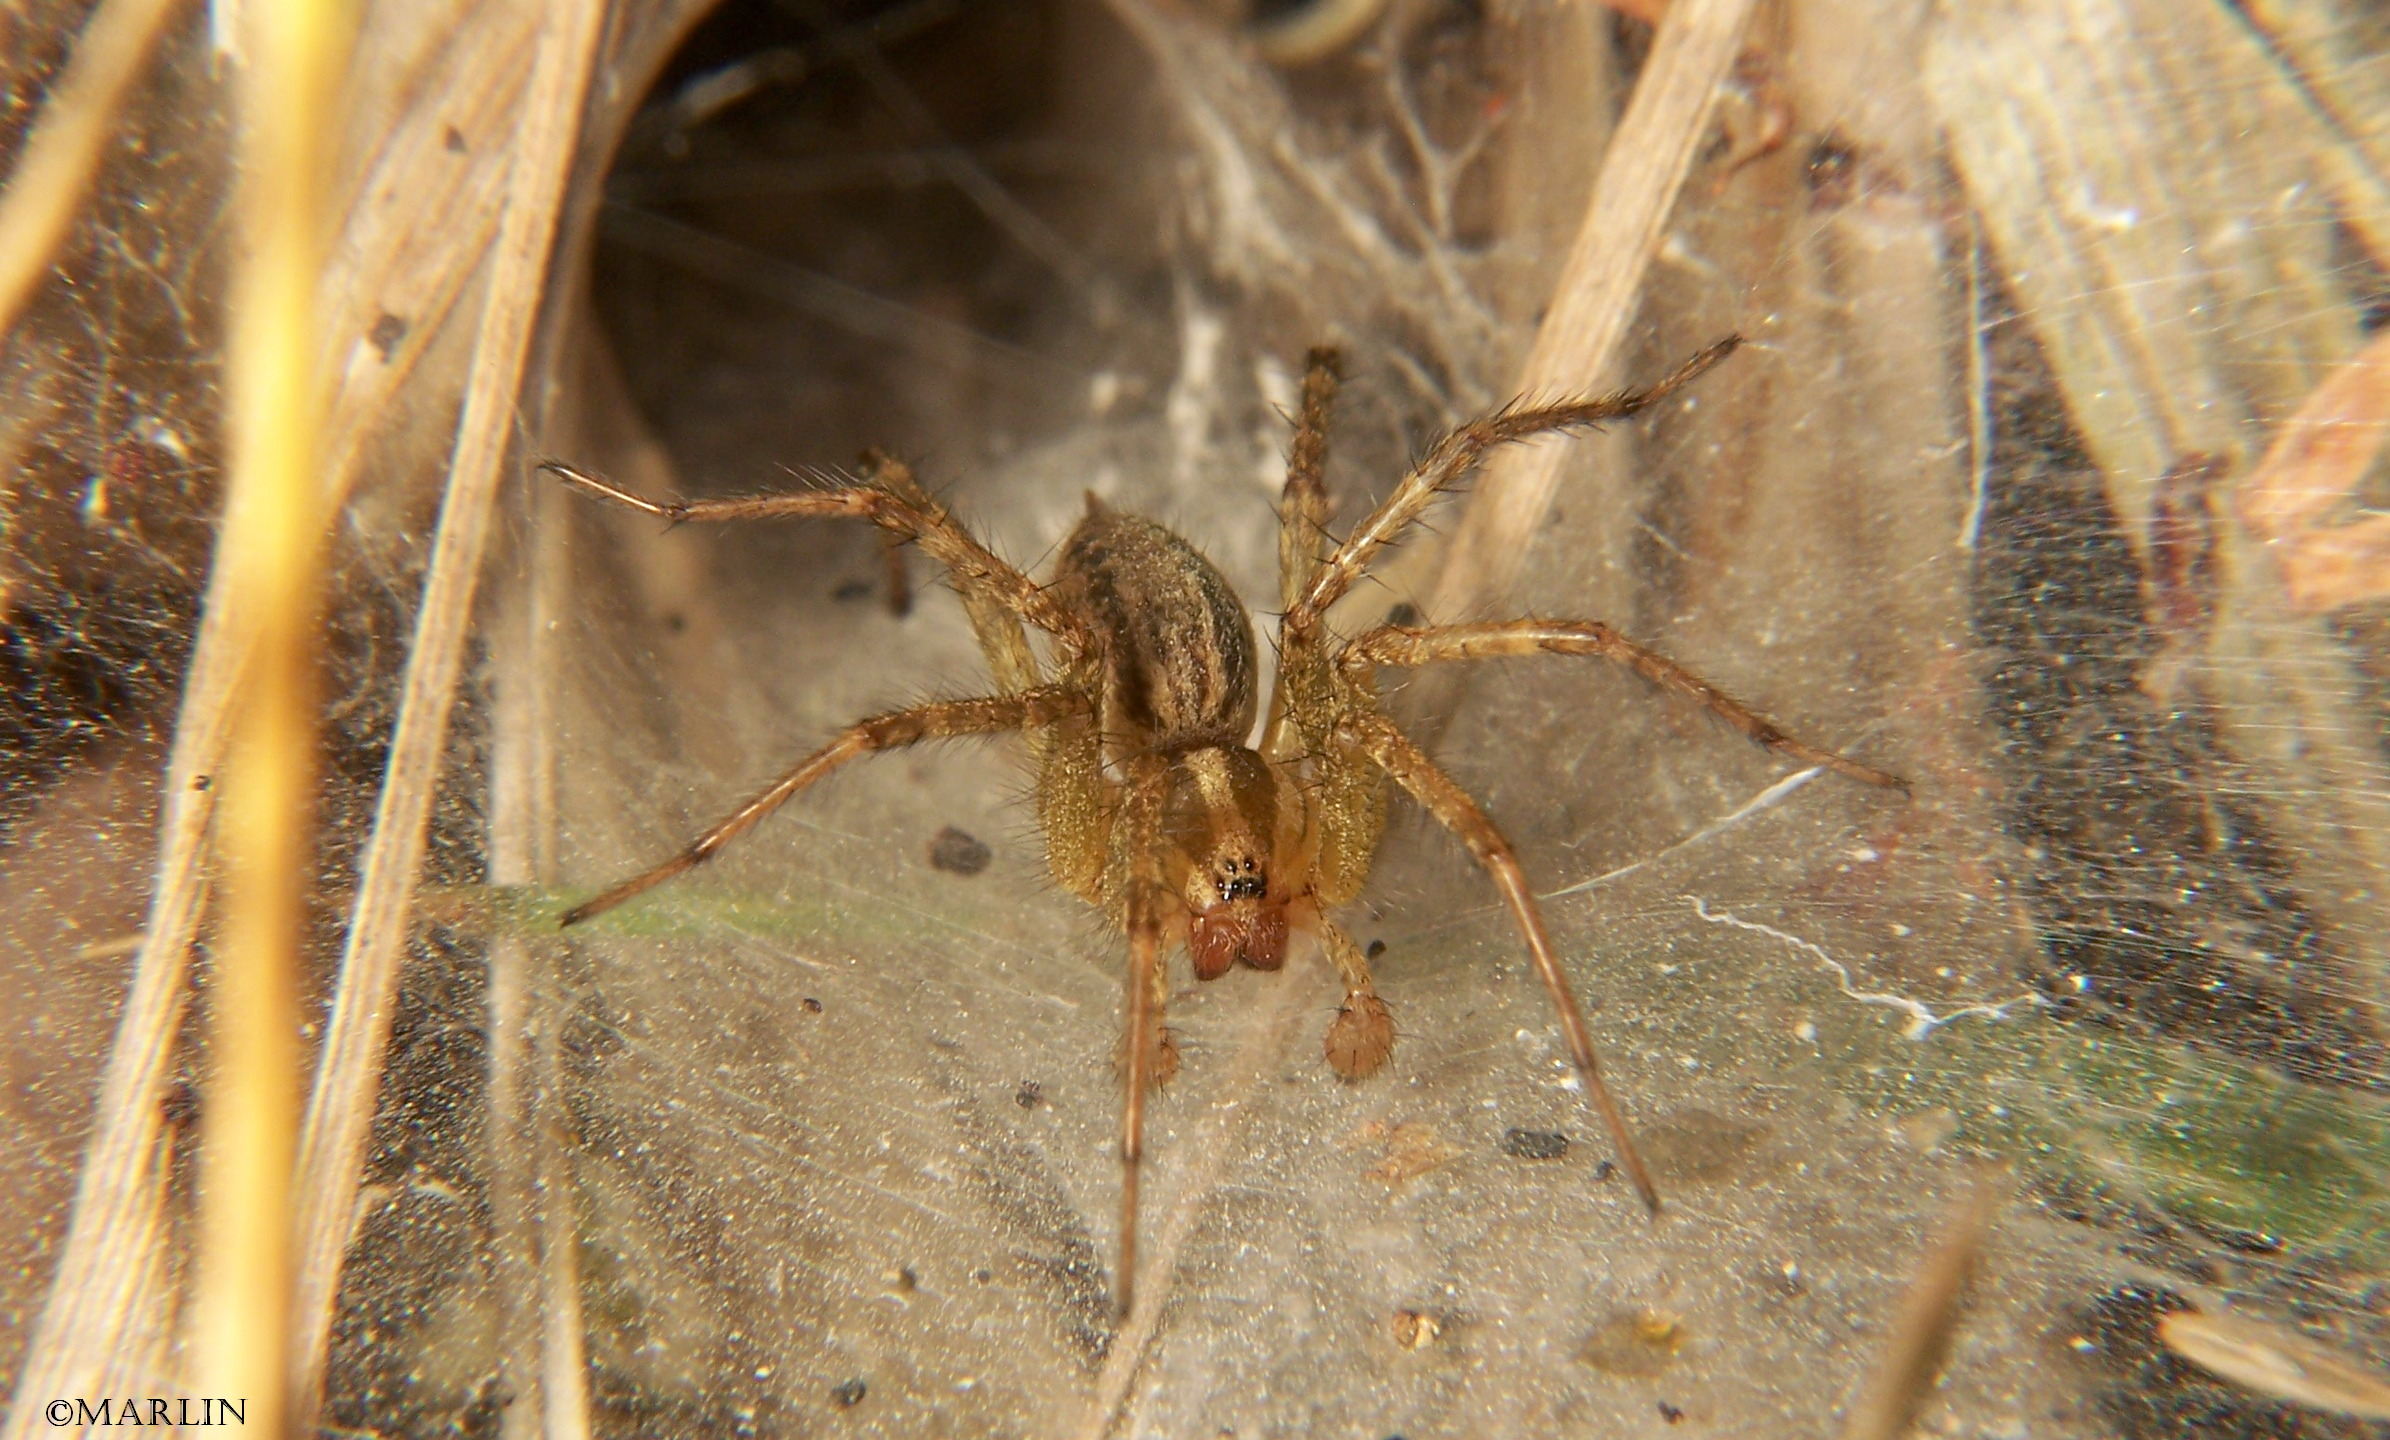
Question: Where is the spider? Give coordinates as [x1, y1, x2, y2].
[540, 334, 1904, 1316]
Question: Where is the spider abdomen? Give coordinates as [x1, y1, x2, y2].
[1052, 503, 1258, 751]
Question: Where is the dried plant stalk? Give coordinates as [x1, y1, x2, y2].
[5, 4, 543, 1427]
[317, 11, 538, 506]
[1422, 0, 1757, 625]
[2228, 0, 2390, 264]
[1838, 1178, 2001, 1440]
[282, 0, 608, 1426]
[2159, 1308, 2390, 1420]
[0, 0, 182, 342]
[189, 1, 349, 1431]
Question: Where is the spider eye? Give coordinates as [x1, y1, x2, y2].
[1214, 854, 1266, 902]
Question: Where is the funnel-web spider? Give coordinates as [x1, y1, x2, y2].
[541, 334, 1904, 1317]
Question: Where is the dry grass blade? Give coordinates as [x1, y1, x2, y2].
[482, 310, 590, 1440]
[535, 1090, 594, 1440]
[1838, 1177, 2002, 1440]
[0, 0, 183, 344]
[4, 10, 543, 1423]
[2227, 0, 2390, 264]
[3, 772, 211, 1433]
[2158, 1309, 2390, 1421]
[1422, 0, 1757, 629]
[316, 9, 538, 511]
[283, 0, 609, 1426]
[188, 2, 350, 1432]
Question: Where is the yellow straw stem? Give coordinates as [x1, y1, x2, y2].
[0, 0, 183, 343]
[192, 2, 351, 1433]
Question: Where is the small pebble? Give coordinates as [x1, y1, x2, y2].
[1501, 1127, 1570, 1160]
[1391, 1308, 1440, 1350]
[831, 1378, 867, 1409]
[929, 826, 992, 876]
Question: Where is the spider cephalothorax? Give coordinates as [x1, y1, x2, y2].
[542, 333, 1904, 1317]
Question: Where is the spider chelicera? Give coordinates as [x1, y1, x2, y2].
[540, 334, 1903, 1316]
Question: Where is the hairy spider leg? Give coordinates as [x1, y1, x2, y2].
[1112, 755, 1174, 1320]
[1343, 621, 1907, 792]
[542, 455, 1111, 902]
[847, 454, 1128, 908]
[556, 689, 1077, 926]
[1334, 708, 1661, 1214]
[1325, 618, 1910, 1206]
[1263, 347, 1343, 765]
[856, 451, 1050, 695]
[537, 458, 1087, 651]
[1256, 348, 1388, 917]
[544, 456, 1126, 905]
[1288, 334, 1742, 628]
[1248, 340, 1748, 1220]
[547, 455, 1162, 1320]
[1278, 347, 1343, 615]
